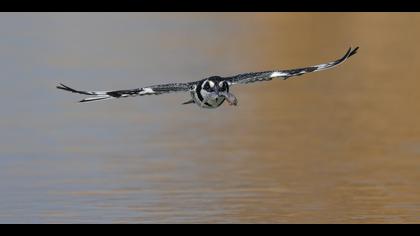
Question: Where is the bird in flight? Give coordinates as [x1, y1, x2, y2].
[57, 46, 359, 109]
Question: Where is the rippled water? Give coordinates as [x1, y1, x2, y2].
[0, 13, 419, 223]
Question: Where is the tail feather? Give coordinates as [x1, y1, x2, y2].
[182, 99, 195, 105]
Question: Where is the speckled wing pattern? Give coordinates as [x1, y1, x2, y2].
[56, 82, 196, 103]
[223, 47, 359, 85]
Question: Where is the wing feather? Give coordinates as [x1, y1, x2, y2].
[57, 82, 196, 103]
[224, 47, 359, 85]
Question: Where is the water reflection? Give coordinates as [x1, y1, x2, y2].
[0, 13, 419, 223]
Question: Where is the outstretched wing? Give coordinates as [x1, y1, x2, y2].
[224, 46, 359, 85]
[57, 82, 196, 103]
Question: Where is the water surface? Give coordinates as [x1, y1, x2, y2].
[0, 13, 419, 223]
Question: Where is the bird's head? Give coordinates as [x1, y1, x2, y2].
[201, 77, 237, 105]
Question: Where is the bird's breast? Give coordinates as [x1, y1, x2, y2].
[190, 91, 224, 109]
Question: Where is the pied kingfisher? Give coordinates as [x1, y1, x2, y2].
[57, 46, 359, 109]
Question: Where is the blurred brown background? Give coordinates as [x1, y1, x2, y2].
[0, 13, 419, 223]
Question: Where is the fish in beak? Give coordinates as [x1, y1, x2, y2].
[219, 92, 238, 106]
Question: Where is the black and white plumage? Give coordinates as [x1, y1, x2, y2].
[57, 46, 359, 109]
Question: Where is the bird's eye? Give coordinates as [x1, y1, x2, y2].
[219, 82, 227, 91]
[204, 82, 211, 91]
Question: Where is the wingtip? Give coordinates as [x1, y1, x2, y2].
[349, 46, 359, 57]
[56, 83, 93, 96]
[56, 84, 68, 90]
[57, 83, 70, 90]
[78, 96, 112, 103]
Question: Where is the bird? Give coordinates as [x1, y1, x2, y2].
[57, 46, 359, 109]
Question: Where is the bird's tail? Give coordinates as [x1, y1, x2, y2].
[56, 83, 114, 103]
